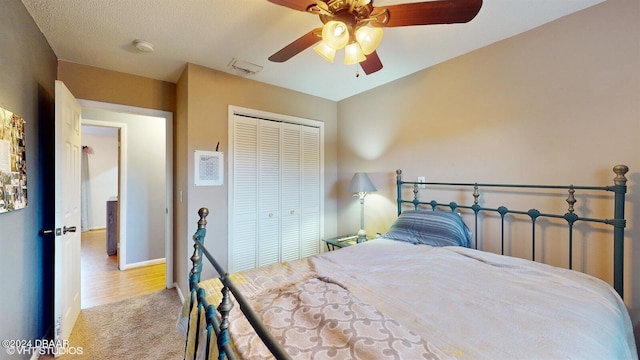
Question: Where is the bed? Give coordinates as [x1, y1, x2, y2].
[178, 164, 636, 359]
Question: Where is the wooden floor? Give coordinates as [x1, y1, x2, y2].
[81, 229, 166, 309]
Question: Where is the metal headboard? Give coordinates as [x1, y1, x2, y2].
[395, 165, 628, 298]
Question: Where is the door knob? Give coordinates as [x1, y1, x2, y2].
[63, 226, 77, 234]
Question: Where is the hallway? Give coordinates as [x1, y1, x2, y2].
[81, 229, 165, 309]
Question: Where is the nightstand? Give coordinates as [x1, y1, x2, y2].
[322, 234, 361, 251]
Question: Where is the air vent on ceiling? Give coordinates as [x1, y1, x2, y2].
[228, 58, 262, 76]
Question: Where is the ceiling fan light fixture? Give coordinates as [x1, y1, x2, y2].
[344, 42, 366, 65]
[269, 0, 483, 76]
[355, 26, 383, 55]
[313, 41, 336, 63]
[322, 21, 349, 49]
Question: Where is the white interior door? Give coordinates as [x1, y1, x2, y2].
[54, 80, 82, 346]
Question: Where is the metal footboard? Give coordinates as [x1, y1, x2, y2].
[396, 164, 628, 298]
[184, 208, 291, 360]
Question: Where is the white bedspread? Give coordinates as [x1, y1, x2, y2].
[180, 239, 637, 359]
[312, 239, 637, 359]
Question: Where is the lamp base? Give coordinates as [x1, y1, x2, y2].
[357, 229, 367, 243]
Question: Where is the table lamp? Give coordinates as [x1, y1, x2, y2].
[347, 172, 377, 243]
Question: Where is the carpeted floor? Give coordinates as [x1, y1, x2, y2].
[41, 288, 185, 359]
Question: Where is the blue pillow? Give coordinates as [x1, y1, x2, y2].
[383, 210, 472, 247]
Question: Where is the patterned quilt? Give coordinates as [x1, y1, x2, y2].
[232, 277, 447, 359]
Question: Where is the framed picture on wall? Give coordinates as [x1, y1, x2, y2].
[194, 150, 223, 186]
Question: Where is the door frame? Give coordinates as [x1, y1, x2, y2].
[78, 99, 174, 288]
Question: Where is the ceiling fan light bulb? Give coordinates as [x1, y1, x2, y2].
[355, 26, 383, 55]
[344, 42, 366, 65]
[322, 21, 349, 49]
[333, 24, 346, 37]
[313, 42, 336, 63]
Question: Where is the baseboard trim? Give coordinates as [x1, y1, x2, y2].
[175, 283, 185, 304]
[121, 257, 165, 270]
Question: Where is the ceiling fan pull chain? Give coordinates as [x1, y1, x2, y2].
[355, 67, 360, 78]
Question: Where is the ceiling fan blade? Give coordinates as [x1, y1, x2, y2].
[376, 0, 482, 27]
[360, 51, 383, 75]
[267, 0, 316, 12]
[268, 28, 322, 62]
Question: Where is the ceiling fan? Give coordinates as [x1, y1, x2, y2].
[267, 0, 483, 75]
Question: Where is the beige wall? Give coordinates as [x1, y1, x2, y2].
[56, 60, 340, 301]
[338, 0, 640, 312]
[175, 63, 339, 293]
[58, 61, 176, 112]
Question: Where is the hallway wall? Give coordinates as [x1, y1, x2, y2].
[82, 128, 118, 230]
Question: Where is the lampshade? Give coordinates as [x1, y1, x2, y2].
[313, 41, 336, 63]
[347, 173, 377, 193]
[355, 26, 383, 55]
[344, 42, 366, 65]
[322, 21, 349, 49]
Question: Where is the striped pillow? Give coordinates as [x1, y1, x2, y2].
[383, 210, 471, 247]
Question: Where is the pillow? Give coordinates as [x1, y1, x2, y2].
[383, 210, 472, 247]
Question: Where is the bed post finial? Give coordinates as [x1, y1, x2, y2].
[198, 208, 209, 229]
[613, 165, 629, 186]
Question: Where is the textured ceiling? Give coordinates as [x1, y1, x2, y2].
[21, 0, 604, 101]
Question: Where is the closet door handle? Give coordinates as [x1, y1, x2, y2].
[290, 210, 295, 215]
[268, 213, 274, 218]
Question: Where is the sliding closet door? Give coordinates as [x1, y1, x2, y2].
[230, 111, 321, 273]
[280, 123, 301, 262]
[300, 126, 320, 258]
[257, 121, 281, 267]
[231, 116, 259, 272]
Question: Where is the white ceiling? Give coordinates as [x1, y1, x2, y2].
[21, 0, 604, 102]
